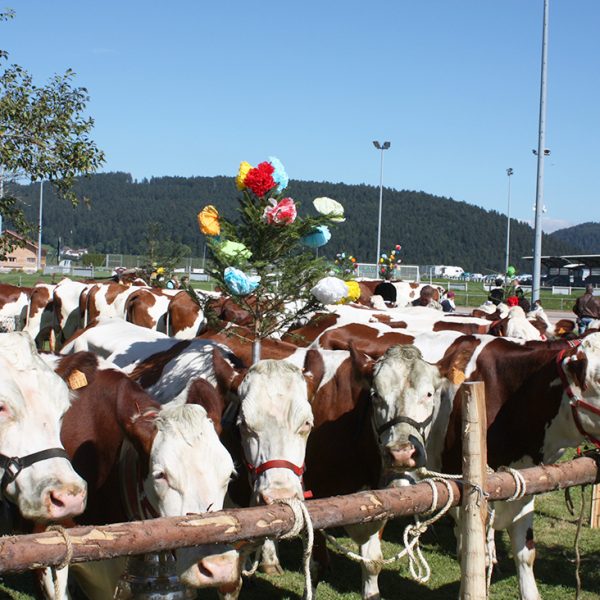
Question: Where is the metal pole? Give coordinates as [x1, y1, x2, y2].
[532, 0, 550, 303]
[504, 168, 513, 274]
[376, 148, 384, 264]
[37, 180, 44, 271]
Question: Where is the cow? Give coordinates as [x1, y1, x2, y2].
[23, 283, 56, 348]
[0, 332, 87, 522]
[52, 279, 91, 349]
[36, 352, 240, 600]
[354, 332, 600, 600]
[0, 283, 32, 332]
[167, 290, 206, 338]
[125, 287, 180, 333]
[83, 281, 140, 326]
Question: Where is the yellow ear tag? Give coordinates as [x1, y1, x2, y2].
[449, 367, 466, 386]
[68, 369, 88, 390]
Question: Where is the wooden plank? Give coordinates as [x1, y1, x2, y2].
[0, 457, 598, 574]
[591, 483, 600, 529]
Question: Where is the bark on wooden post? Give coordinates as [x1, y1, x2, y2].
[459, 381, 488, 600]
[591, 484, 600, 529]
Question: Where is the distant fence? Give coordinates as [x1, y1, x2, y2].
[356, 263, 420, 281]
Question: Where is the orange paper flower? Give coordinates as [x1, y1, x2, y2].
[197, 205, 220, 236]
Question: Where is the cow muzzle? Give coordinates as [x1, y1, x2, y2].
[179, 548, 241, 590]
[385, 434, 427, 470]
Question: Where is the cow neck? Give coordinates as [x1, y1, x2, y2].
[556, 340, 600, 449]
[119, 438, 159, 520]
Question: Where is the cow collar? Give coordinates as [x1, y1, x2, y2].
[119, 438, 160, 520]
[245, 459, 313, 500]
[556, 340, 600, 449]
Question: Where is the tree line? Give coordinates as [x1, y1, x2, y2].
[10, 171, 590, 273]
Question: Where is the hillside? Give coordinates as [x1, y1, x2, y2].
[11, 172, 576, 273]
[548, 222, 600, 254]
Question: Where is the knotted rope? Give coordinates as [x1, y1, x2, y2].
[321, 477, 455, 583]
[46, 524, 74, 600]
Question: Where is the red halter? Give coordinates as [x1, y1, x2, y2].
[246, 459, 313, 499]
[556, 340, 600, 449]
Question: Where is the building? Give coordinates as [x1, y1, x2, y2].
[0, 229, 46, 272]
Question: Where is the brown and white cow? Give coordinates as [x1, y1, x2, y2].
[22, 283, 56, 348]
[357, 332, 600, 600]
[37, 352, 240, 600]
[167, 290, 207, 338]
[0, 283, 32, 332]
[0, 332, 87, 522]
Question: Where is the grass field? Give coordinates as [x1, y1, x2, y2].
[1, 482, 599, 599]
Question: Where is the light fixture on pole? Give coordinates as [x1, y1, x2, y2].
[37, 180, 44, 272]
[372, 140, 391, 266]
[504, 168, 514, 275]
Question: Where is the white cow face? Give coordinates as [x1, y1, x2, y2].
[143, 403, 239, 590]
[237, 359, 314, 504]
[371, 345, 443, 471]
[0, 333, 87, 521]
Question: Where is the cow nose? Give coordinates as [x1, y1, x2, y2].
[45, 484, 87, 519]
[195, 551, 240, 589]
[387, 443, 417, 468]
[259, 487, 300, 505]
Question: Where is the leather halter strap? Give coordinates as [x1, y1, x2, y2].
[555, 340, 600, 449]
[376, 413, 433, 440]
[0, 448, 71, 494]
[119, 438, 159, 520]
[246, 459, 312, 499]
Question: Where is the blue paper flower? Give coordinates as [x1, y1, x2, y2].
[224, 267, 260, 296]
[301, 225, 331, 248]
[268, 156, 289, 193]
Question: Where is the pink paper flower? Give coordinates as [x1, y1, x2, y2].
[264, 197, 297, 225]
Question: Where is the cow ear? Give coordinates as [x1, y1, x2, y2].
[212, 348, 246, 395]
[568, 353, 588, 391]
[303, 348, 325, 399]
[349, 343, 375, 382]
[186, 377, 225, 435]
[117, 381, 160, 457]
[54, 352, 98, 390]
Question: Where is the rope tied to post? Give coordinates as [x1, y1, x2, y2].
[321, 477, 455, 583]
[46, 524, 74, 600]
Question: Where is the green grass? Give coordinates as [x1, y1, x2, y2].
[1, 485, 599, 599]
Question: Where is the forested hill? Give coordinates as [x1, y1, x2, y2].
[14, 172, 576, 273]
[548, 222, 600, 254]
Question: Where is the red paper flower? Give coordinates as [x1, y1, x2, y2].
[264, 197, 297, 225]
[244, 161, 276, 197]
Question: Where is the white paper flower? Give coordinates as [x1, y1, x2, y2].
[311, 276, 349, 304]
[313, 197, 345, 222]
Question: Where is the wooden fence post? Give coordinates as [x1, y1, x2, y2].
[459, 381, 488, 600]
[591, 484, 600, 529]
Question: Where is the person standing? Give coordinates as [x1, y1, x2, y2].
[573, 284, 600, 334]
[441, 290, 456, 313]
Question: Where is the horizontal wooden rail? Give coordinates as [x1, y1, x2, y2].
[1, 456, 598, 574]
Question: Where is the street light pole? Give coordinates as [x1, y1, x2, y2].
[37, 180, 44, 271]
[532, 0, 550, 304]
[372, 140, 391, 266]
[504, 168, 514, 274]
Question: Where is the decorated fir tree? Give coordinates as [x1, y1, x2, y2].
[197, 157, 351, 362]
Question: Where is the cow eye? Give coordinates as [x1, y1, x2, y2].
[153, 470, 167, 482]
[426, 392, 433, 398]
[298, 421, 312, 436]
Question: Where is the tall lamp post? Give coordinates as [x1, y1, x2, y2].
[504, 168, 514, 274]
[372, 140, 391, 266]
[37, 180, 44, 272]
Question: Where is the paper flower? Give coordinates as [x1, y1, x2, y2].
[301, 225, 331, 248]
[311, 276, 348, 304]
[197, 205, 221, 236]
[313, 197, 345, 222]
[236, 161, 253, 191]
[264, 197, 297, 225]
[268, 156, 289, 193]
[344, 280, 361, 303]
[224, 267, 260, 296]
[395, 244, 401, 251]
[244, 161, 276, 197]
[219, 240, 252, 261]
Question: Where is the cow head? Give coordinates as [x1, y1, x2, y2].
[358, 344, 444, 472]
[140, 403, 239, 590]
[0, 333, 87, 522]
[213, 348, 323, 504]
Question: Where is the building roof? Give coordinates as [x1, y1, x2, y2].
[1, 229, 47, 256]
[522, 254, 600, 269]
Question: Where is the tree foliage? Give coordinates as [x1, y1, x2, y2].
[0, 11, 105, 258]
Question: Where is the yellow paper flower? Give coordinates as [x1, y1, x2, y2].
[197, 205, 221, 236]
[345, 280, 361, 302]
[156, 267, 165, 275]
[236, 161, 253, 190]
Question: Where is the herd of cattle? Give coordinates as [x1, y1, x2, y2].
[1, 276, 600, 600]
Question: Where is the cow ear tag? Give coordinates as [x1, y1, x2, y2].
[68, 369, 88, 390]
[449, 367, 465, 386]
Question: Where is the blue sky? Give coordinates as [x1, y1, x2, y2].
[3, 1, 599, 232]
